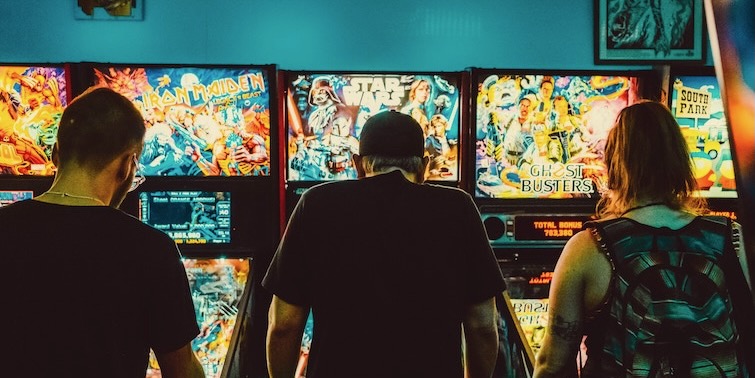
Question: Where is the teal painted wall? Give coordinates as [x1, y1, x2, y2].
[0, 0, 685, 71]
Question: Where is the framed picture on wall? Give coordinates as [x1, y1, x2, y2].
[74, 0, 144, 21]
[594, 0, 706, 64]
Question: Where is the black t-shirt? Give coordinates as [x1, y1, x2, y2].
[0, 200, 200, 377]
[263, 171, 506, 378]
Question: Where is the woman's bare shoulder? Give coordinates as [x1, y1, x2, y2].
[557, 228, 614, 312]
[560, 229, 603, 264]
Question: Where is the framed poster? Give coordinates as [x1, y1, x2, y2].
[75, 0, 144, 21]
[595, 0, 705, 64]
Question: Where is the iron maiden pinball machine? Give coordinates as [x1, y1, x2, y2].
[75, 63, 280, 378]
[467, 68, 654, 376]
[0, 63, 71, 201]
[277, 70, 467, 377]
[668, 66, 740, 222]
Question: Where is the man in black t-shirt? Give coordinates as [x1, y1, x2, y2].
[263, 111, 505, 378]
[0, 87, 204, 377]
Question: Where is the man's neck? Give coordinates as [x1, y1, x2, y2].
[40, 169, 114, 207]
[365, 168, 422, 183]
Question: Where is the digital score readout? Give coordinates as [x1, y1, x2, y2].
[514, 215, 590, 241]
[139, 191, 231, 245]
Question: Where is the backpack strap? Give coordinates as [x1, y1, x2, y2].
[583, 218, 635, 263]
[584, 219, 618, 315]
[716, 216, 755, 376]
[583, 219, 614, 262]
[731, 221, 751, 288]
[579, 219, 622, 376]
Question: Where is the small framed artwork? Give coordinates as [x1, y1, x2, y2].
[594, 0, 705, 64]
[75, 0, 144, 21]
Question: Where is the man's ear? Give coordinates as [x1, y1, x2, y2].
[419, 156, 430, 183]
[116, 153, 133, 183]
[353, 154, 365, 178]
[51, 143, 59, 166]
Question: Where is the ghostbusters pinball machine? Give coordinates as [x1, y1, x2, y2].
[0, 63, 71, 199]
[76, 63, 280, 378]
[467, 68, 652, 376]
[278, 70, 467, 377]
[667, 66, 740, 222]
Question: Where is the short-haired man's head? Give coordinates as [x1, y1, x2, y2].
[56, 87, 145, 171]
[602, 101, 702, 213]
[357, 111, 426, 177]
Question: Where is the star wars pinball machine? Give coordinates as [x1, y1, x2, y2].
[277, 70, 468, 377]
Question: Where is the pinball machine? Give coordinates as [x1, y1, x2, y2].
[668, 66, 740, 221]
[466, 68, 654, 376]
[0, 63, 71, 199]
[277, 70, 467, 377]
[75, 62, 280, 378]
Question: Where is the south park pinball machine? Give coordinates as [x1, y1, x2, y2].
[467, 68, 654, 375]
[73, 62, 281, 378]
[668, 66, 739, 222]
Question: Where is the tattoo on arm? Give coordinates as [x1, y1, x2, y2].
[551, 315, 581, 342]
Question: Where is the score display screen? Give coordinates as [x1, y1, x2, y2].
[514, 215, 589, 241]
[138, 191, 231, 244]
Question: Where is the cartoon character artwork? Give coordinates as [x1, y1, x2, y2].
[476, 75, 523, 188]
[0, 66, 67, 175]
[141, 121, 186, 176]
[321, 115, 360, 180]
[425, 114, 456, 177]
[401, 79, 432, 135]
[306, 78, 343, 138]
[670, 75, 735, 196]
[475, 74, 638, 199]
[287, 74, 461, 182]
[501, 94, 536, 168]
[94, 66, 272, 177]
